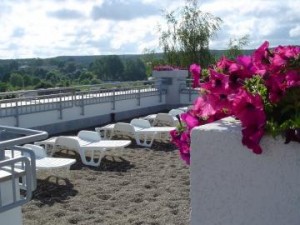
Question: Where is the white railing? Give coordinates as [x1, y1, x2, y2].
[0, 125, 48, 214]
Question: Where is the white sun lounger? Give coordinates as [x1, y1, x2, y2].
[95, 119, 151, 140]
[143, 112, 180, 126]
[152, 113, 179, 127]
[112, 122, 176, 147]
[5, 144, 76, 170]
[35, 130, 131, 167]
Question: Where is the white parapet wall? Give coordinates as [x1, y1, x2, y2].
[190, 117, 300, 225]
[152, 70, 188, 107]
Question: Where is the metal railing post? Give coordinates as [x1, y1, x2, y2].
[81, 93, 84, 115]
[189, 83, 192, 102]
[59, 95, 63, 119]
[137, 88, 141, 106]
[112, 89, 116, 110]
[15, 101, 19, 127]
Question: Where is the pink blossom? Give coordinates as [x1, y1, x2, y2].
[231, 89, 266, 127]
[252, 41, 270, 74]
[286, 70, 300, 88]
[194, 95, 217, 118]
[190, 64, 201, 88]
[216, 56, 235, 73]
[170, 41, 300, 165]
[201, 69, 229, 94]
[181, 112, 200, 130]
[265, 73, 286, 103]
[242, 126, 265, 154]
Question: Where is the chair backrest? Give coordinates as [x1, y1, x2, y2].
[168, 109, 184, 117]
[130, 118, 151, 129]
[153, 113, 176, 127]
[23, 144, 47, 159]
[78, 130, 101, 142]
[55, 136, 80, 152]
[114, 123, 136, 138]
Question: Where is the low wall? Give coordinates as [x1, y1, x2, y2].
[1, 95, 167, 135]
[32, 104, 167, 135]
[190, 117, 300, 225]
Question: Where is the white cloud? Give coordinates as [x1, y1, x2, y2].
[289, 25, 300, 38]
[0, 0, 299, 59]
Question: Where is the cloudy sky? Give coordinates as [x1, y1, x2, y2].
[0, 0, 299, 59]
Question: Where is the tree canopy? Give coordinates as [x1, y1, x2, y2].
[158, 0, 222, 68]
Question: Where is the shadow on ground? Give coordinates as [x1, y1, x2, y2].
[32, 176, 78, 206]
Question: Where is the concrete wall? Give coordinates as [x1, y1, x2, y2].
[1, 95, 167, 135]
[190, 117, 300, 225]
[179, 92, 199, 105]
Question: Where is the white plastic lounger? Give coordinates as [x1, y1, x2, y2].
[95, 124, 115, 139]
[54, 136, 131, 167]
[152, 113, 178, 127]
[130, 118, 151, 129]
[35, 131, 131, 167]
[168, 109, 184, 117]
[5, 144, 76, 170]
[113, 122, 175, 147]
[136, 127, 176, 143]
[23, 144, 76, 170]
[95, 119, 150, 140]
[35, 130, 102, 155]
[143, 112, 179, 126]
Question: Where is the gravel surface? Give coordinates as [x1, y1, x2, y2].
[22, 141, 190, 225]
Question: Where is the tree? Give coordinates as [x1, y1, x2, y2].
[32, 77, 41, 86]
[9, 73, 24, 88]
[34, 81, 54, 89]
[142, 48, 165, 77]
[90, 56, 124, 81]
[0, 82, 9, 92]
[122, 58, 147, 81]
[158, 0, 222, 68]
[45, 70, 62, 85]
[225, 35, 250, 59]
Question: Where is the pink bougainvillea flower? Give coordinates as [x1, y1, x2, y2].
[170, 129, 181, 143]
[216, 56, 235, 73]
[242, 125, 265, 154]
[285, 70, 300, 88]
[190, 64, 201, 88]
[181, 112, 200, 131]
[274, 45, 300, 59]
[193, 95, 217, 118]
[231, 89, 266, 127]
[179, 149, 190, 165]
[271, 54, 287, 71]
[265, 73, 286, 103]
[201, 69, 229, 94]
[252, 41, 270, 73]
[230, 89, 266, 153]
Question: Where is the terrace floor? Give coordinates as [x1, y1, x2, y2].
[22, 141, 190, 225]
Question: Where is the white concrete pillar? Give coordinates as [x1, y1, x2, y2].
[152, 70, 188, 106]
[190, 117, 300, 225]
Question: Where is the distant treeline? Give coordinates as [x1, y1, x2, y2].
[0, 49, 254, 92]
